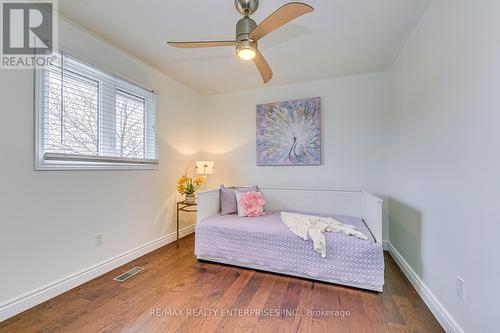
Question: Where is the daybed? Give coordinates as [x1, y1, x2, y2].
[194, 187, 384, 292]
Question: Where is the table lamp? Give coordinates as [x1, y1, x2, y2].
[195, 161, 214, 190]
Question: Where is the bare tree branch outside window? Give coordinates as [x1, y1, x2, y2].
[46, 69, 98, 155]
[116, 90, 145, 159]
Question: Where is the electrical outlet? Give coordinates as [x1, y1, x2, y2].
[95, 233, 103, 247]
[456, 276, 464, 300]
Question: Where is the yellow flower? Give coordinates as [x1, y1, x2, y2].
[177, 175, 190, 186]
[177, 184, 185, 194]
[193, 176, 205, 187]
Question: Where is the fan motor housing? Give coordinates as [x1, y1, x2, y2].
[236, 16, 257, 43]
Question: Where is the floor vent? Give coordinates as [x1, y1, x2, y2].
[113, 267, 144, 282]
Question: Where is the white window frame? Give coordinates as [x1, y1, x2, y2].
[34, 52, 159, 171]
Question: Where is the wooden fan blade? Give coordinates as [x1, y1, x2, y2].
[253, 50, 273, 83]
[167, 41, 236, 48]
[250, 2, 314, 41]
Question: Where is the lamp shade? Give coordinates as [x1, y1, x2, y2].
[195, 161, 215, 175]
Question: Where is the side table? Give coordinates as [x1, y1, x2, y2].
[176, 201, 197, 246]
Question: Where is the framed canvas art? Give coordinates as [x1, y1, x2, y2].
[256, 97, 321, 166]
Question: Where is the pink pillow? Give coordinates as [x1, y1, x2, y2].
[239, 191, 266, 217]
[220, 184, 257, 215]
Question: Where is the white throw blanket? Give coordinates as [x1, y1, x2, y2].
[280, 212, 368, 257]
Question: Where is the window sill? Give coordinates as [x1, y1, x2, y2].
[35, 159, 160, 171]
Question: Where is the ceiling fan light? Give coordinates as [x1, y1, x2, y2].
[238, 48, 256, 61]
[236, 40, 257, 61]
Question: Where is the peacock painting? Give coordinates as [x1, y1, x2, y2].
[256, 97, 321, 166]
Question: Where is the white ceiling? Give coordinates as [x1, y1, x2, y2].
[59, 0, 430, 95]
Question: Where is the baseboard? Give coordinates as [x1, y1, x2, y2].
[382, 241, 389, 251]
[0, 224, 196, 322]
[386, 242, 464, 333]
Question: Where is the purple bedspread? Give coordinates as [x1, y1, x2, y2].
[195, 211, 384, 289]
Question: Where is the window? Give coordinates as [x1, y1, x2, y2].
[35, 51, 158, 170]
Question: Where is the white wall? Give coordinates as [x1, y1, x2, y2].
[200, 73, 391, 239]
[0, 18, 201, 314]
[389, 0, 500, 331]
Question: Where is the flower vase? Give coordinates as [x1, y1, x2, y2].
[185, 193, 196, 204]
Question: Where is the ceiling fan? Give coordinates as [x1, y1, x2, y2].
[167, 0, 314, 84]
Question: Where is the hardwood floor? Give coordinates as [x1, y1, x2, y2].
[0, 234, 443, 333]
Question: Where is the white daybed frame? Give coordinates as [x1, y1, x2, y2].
[196, 187, 383, 292]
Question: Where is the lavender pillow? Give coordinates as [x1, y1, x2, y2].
[220, 184, 257, 215]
